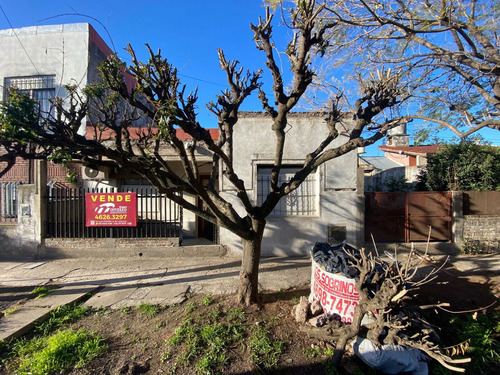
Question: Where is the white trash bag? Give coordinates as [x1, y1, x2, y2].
[352, 336, 429, 375]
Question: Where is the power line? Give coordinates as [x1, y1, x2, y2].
[178, 73, 226, 88]
[0, 4, 40, 75]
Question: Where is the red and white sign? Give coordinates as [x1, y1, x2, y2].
[85, 193, 137, 227]
[310, 260, 359, 323]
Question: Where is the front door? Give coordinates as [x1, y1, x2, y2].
[197, 176, 216, 242]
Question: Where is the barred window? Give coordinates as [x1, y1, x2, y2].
[4, 75, 56, 115]
[257, 166, 317, 216]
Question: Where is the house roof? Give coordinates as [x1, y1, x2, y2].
[85, 126, 219, 141]
[379, 145, 443, 156]
[359, 156, 403, 170]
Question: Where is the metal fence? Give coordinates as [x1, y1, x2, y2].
[0, 182, 23, 223]
[464, 191, 500, 215]
[46, 186, 182, 239]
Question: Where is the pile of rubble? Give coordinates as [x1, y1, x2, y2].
[292, 241, 470, 375]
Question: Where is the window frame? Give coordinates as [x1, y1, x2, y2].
[4, 75, 56, 115]
[256, 165, 319, 217]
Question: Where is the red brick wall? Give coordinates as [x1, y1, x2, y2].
[0, 158, 31, 182]
[0, 157, 82, 187]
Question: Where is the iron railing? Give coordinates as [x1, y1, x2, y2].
[46, 186, 182, 239]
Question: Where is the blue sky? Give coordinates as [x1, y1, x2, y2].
[1, 0, 499, 154]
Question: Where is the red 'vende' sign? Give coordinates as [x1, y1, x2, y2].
[85, 193, 137, 227]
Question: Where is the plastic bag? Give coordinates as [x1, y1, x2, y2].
[352, 337, 428, 375]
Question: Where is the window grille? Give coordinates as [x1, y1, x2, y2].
[4, 75, 56, 114]
[257, 166, 317, 216]
[0, 182, 21, 222]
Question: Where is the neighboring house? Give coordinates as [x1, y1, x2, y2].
[360, 123, 443, 191]
[220, 112, 364, 256]
[0, 23, 116, 187]
[80, 127, 220, 242]
[0, 23, 118, 232]
[359, 154, 406, 191]
[379, 144, 443, 168]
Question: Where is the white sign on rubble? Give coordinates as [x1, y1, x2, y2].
[310, 260, 359, 323]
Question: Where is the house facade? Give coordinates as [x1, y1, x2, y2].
[0, 24, 212, 257]
[219, 112, 364, 256]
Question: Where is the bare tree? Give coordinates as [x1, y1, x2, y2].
[314, 0, 500, 140]
[0, 1, 407, 305]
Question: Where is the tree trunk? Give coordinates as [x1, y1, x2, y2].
[237, 219, 265, 306]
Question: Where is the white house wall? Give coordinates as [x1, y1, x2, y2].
[220, 113, 363, 256]
[0, 23, 109, 135]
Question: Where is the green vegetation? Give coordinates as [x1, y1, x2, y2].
[1, 303, 105, 375]
[431, 311, 500, 374]
[30, 286, 55, 299]
[202, 293, 214, 306]
[4, 306, 21, 317]
[452, 312, 500, 372]
[136, 303, 161, 318]
[10, 328, 107, 375]
[166, 310, 245, 374]
[35, 304, 88, 335]
[185, 301, 197, 313]
[249, 322, 284, 370]
[461, 239, 495, 255]
[165, 302, 285, 374]
[417, 140, 500, 191]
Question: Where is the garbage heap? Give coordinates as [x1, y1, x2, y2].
[292, 242, 432, 375]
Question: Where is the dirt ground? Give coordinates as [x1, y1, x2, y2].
[1, 261, 499, 374]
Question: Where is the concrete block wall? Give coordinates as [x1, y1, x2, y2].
[463, 216, 500, 252]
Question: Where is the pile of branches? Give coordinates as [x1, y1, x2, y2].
[298, 242, 471, 372]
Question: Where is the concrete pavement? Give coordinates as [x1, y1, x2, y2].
[0, 256, 312, 341]
[1, 252, 499, 341]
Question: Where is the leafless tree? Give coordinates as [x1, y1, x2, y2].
[1, 1, 408, 305]
[312, 0, 500, 140]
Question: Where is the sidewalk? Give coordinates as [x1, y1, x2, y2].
[1, 252, 499, 341]
[0, 256, 312, 341]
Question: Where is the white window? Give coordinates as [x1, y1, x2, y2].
[0, 182, 20, 220]
[4, 75, 56, 115]
[257, 166, 317, 216]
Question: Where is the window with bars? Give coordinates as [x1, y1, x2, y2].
[257, 166, 318, 216]
[4, 75, 56, 115]
[0, 182, 21, 222]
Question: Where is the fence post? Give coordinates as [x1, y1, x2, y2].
[452, 191, 464, 248]
[355, 166, 366, 248]
[35, 160, 48, 240]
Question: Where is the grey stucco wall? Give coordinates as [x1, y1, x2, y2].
[0, 23, 111, 136]
[219, 112, 363, 256]
[0, 24, 92, 99]
[0, 184, 41, 259]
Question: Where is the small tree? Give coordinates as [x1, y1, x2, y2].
[1, 1, 408, 305]
[417, 140, 500, 191]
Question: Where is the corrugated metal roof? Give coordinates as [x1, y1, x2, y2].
[359, 156, 403, 170]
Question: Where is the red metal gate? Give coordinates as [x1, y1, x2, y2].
[365, 192, 452, 243]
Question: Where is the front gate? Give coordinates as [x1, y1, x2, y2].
[46, 186, 182, 239]
[365, 191, 452, 243]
